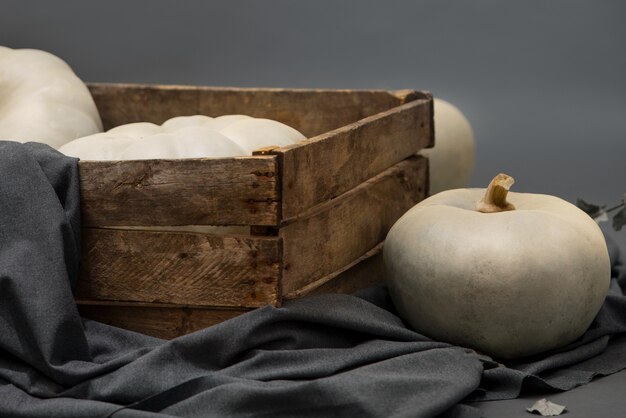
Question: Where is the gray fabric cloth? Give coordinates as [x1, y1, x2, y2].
[1, 141, 625, 417]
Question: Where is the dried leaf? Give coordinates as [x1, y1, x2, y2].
[613, 207, 626, 231]
[576, 199, 604, 218]
[526, 398, 566, 416]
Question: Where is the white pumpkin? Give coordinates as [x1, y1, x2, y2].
[117, 128, 245, 160]
[160, 115, 215, 131]
[160, 114, 252, 132]
[58, 133, 138, 160]
[206, 114, 252, 131]
[420, 99, 475, 195]
[59, 115, 304, 160]
[0, 46, 102, 148]
[384, 174, 611, 359]
[219, 118, 306, 154]
[108, 122, 163, 137]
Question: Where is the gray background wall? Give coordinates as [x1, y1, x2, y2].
[2, 0, 625, 247]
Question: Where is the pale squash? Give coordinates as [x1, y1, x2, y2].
[0, 46, 102, 148]
[420, 99, 475, 194]
[384, 174, 611, 359]
[59, 115, 305, 160]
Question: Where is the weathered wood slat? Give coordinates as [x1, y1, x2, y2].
[79, 157, 279, 227]
[276, 97, 433, 219]
[76, 228, 282, 308]
[88, 83, 410, 138]
[279, 156, 427, 295]
[89, 83, 199, 130]
[78, 303, 249, 339]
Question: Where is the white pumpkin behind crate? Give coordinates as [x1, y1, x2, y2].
[0, 46, 102, 148]
[421, 99, 475, 195]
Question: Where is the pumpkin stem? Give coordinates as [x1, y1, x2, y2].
[476, 173, 516, 213]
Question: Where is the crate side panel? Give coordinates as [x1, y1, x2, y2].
[79, 157, 278, 227]
[197, 89, 406, 138]
[280, 156, 427, 295]
[284, 245, 385, 299]
[78, 303, 249, 339]
[278, 98, 433, 219]
[88, 83, 407, 137]
[76, 229, 282, 308]
[89, 83, 201, 130]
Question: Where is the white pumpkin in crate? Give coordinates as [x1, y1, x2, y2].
[59, 115, 305, 160]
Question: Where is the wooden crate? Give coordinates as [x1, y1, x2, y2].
[75, 83, 433, 339]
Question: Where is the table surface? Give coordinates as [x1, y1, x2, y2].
[472, 367, 626, 417]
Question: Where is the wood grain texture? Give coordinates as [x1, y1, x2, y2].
[88, 83, 410, 138]
[77, 302, 249, 339]
[79, 156, 279, 227]
[284, 243, 385, 299]
[76, 228, 282, 308]
[276, 97, 433, 219]
[279, 156, 427, 295]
